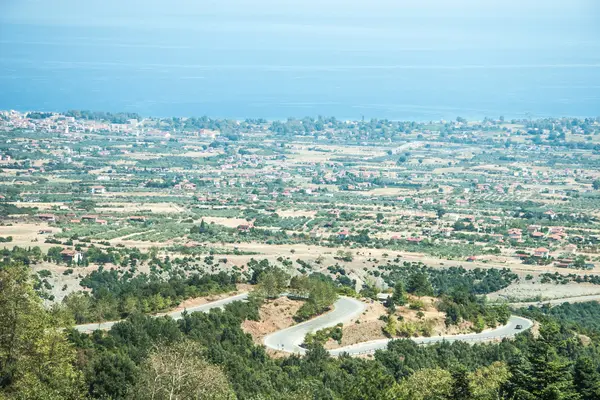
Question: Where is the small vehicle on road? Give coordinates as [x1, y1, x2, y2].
[515, 324, 523, 330]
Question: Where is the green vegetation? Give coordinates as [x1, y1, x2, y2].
[380, 262, 518, 296]
[437, 288, 511, 329]
[291, 274, 339, 322]
[0, 264, 85, 399]
[5, 263, 600, 399]
[63, 268, 238, 323]
[303, 323, 343, 347]
[4, 111, 600, 399]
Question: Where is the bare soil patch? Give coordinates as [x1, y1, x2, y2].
[242, 297, 304, 343]
[0, 222, 62, 250]
[201, 217, 249, 228]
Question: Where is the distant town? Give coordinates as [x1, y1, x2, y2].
[3, 109, 600, 398]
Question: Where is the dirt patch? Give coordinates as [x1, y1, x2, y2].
[325, 300, 387, 348]
[578, 334, 592, 346]
[201, 217, 249, 228]
[0, 222, 63, 250]
[94, 202, 185, 214]
[31, 262, 100, 304]
[242, 297, 304, 343]
[276, 209, 317, 218]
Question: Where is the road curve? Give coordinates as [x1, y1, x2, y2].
[264, 296, 367, 354]
[328, 315, 533, 356]
[75, 292, 533, 357]
[75, 292, 249, 333]
[263, 297, 533, 356]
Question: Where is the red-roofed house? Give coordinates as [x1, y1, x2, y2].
[90, 185, 106, 194]
[60, 249, 83, 263]
[544, 210, 557, 219]
[534, 247, 550, 258]
[338, 229, 350, 239]
[38, 213, 56, 222]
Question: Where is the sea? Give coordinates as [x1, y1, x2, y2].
[1, 0, 599, 121]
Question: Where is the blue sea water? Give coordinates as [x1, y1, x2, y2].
[0, 0, 599, 120]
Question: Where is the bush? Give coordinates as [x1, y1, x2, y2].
[38, 269, 52, 278]
[409, 299, 425, 310]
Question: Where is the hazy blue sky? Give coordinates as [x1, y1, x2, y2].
[3, 0, 598, 45]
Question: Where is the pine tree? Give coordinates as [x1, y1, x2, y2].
[450, 365, 472, 400]
[508, 340, 581, 400]
[384, 316, 398, 337]
[574, 357, 600, 400]
[406, 273, 434, 297]
[391, 281, 407, 306]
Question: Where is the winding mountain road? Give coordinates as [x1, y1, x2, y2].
[327, 315, 532, 356]
[263, 297, 533, 356]
[264, 297, 367, 354]
[75, 292, 533, 356]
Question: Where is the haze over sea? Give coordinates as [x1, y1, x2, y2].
[1, 0, 599, 121]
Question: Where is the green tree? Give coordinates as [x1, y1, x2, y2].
[451, 365, 472, 400]
[507, 340, 580, 400]
[384, 315, 398, 337]
[308, 278, 338, 311]
[469, 361, 511, 400]
[390, 367, 453, 400]
[0, 264, 85, 399]
[62, 292, 92, 324]
[47, 246, 64, 264]
[406, 273, 434, 297]
[295, 276, 338, 321]
[129, 340, 236, 400]
[289, 275, 311, 297]
[574, 357, 600, 400]
[87, 352, 138, 399]
[342, 361, 395, 400]
[391, 281, 407, 306]
[256, 268, 289, 299]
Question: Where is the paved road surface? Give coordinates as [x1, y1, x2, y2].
[75, 292, 533, 357]
[75, 292, 249, 333]
[263, 298, 532, 356]
[264, 297, 367, 354]
[328, 315, 533, 356]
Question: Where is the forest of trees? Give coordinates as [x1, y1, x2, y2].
[2, 260, 600, 399]
[380, 262, 519, 295]
[63, 267, 238, 323]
